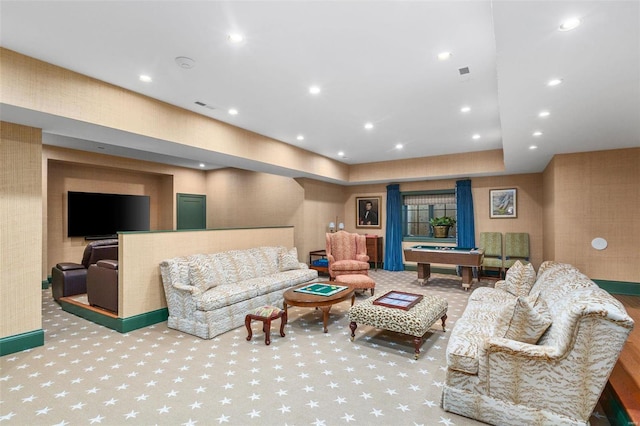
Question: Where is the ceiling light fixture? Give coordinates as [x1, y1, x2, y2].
[529, 145, 538, 150]
[548, 78, 563, 86]
[559, 18, 581, 31]
[437, 51, 452, 61]
[338, 151, 345, 157]
[472, 134, 481, 140]
[139, 75, 152, 83]
[460, 106, 471, 113]
[296, 135, 304, 141]
[199, 163, 205, 168]
[228, 108, 238, 115]
[309, 86, 321, 95]
[364, 122, 374, 130]
[228, 33, 244, 43]
[538, 111, 550, 118]
[533, 131, 543, 137]
[395, 143, 403, 150]
[175, 56, 195, 69]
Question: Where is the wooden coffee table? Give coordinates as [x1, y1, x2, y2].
[283, 282, 355, 333]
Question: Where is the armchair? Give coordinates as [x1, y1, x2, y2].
[87, 259, 119, 313]
[326, 231, 370, 280]
[51, 239, 118, 301]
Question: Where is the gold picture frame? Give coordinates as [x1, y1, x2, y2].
[356, 196, 381, 228]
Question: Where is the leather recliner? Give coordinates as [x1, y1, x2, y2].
[51, 239, 118, 301]
[87, 259, 118, 313]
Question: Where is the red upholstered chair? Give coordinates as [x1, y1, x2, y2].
[326, 231, 370, 280]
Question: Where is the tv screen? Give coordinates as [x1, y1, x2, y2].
[67, 191, 150, 238]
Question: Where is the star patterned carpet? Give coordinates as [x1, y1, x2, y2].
[1, 270, 611, 426]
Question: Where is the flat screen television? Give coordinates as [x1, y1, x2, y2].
[67, 191, 150, 238]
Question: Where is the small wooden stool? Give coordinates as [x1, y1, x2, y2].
[245, 305, 287, 345]
[335, 274, 376, 296]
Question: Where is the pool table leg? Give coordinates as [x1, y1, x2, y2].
[416, 263, 431, 284]
[461, 266, 473, 290]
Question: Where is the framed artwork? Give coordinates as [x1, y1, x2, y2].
[356, 196, 381, 228]
[490, 188, 517, 218]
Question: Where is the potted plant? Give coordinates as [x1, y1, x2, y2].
[429, 216, 456, 238]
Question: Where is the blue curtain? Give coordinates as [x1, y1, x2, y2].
[456, 179, 475, 248]
[456, 179, 476, 276]
[384, 184, 404, 271]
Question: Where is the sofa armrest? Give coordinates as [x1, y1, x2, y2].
[356, 254, 370, 262]
[172, 282, 201, 295]
[56, 262, 85, 271]
[483, 337, 558, 360]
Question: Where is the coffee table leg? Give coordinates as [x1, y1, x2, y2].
[441, 313, 447, 332]
[413, 337, 422, 360]
[320, 306, 331, 333]
[279, 311, 287, 337]
[349, 321, 357, 341]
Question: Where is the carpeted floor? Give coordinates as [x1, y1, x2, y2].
[1, 270, 610, 425]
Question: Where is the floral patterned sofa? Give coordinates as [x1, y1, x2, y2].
[442, 261, 634, 426]
[160, 246, 318, 339]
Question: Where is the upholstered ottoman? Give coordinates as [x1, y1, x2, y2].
[245, 305, 287, 345]
[348, 293, 448, 359]
[335, 274, 376, 296]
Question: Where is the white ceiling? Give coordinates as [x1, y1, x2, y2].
[1, 1, 638, 183]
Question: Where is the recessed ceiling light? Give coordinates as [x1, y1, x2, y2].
[460, 106, 471, 113]
[548, 78, 563, 86]
[139, 75, 152, 83]
[437, 51, 452, 61]
[338, 151, 345, 157]
[559, 18, 581, 31]
[472, 134, 481, 140]
[228, 33, 244, 43]
[533, 131, 543, 137]
[309, 86, 321, 95]
[296, 135, 305, 141]
[175, 56, 195, 69]
[529, 145, 538, 150]
[538, 111, 550, 118]
[364, 122, 374, 130]
[199, 163, 205, 168]
[395, 143, 403, 150]
[228, 108, 238, 115]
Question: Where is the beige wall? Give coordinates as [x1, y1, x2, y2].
[1, 122, 42, 337]
[543, 148, 639, 282]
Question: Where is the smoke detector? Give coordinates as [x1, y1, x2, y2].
[175, 56, 195, 69]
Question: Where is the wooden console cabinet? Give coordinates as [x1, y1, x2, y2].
[365, 235, 383, 270]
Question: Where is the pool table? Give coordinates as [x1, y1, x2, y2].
[403, 245, 484, 290]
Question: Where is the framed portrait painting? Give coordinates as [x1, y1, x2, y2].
[490, 188, 517, 218]
[356, 196, 381, 228]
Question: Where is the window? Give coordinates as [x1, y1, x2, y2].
[403, 192, 456, 238]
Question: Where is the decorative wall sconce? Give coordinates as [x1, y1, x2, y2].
[328, 217, 344, 233]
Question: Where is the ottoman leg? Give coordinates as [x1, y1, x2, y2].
[349, 321, 357, 341]
[441, 313, 448, 332]
[245, 315, 253, 341]
[279, 311, 287, 337]
[413, 337, 422, 360]
[264, 319, 272, 345]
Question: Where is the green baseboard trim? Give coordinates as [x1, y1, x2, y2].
[59, 301, 168, 333]
[593, 279, 640, 296]
[0, 329, 45, 356]
[600, 382, 633, 426]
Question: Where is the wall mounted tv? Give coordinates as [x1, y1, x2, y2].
[67, 191, 150, 238]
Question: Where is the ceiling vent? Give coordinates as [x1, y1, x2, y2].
[194, 101, 216, 110]
[175, 56, 195, 69]
[458, 67, 470, 75]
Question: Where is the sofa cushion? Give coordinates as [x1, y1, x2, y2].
[501, 296, 552, 344]
[502, 260, 536, 297]
[188, 253, 229, 293]
[279, 247, 300, 271]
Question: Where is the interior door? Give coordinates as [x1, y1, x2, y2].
[177, 193, 206, 230]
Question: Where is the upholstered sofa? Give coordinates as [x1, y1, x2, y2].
[442, 261, 634, 426]
[159, 246, 318, 339]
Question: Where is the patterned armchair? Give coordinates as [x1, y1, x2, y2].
[504, 232, 530, 270]
[478, 232, 503, 278]
[325, 231, 370, 280]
